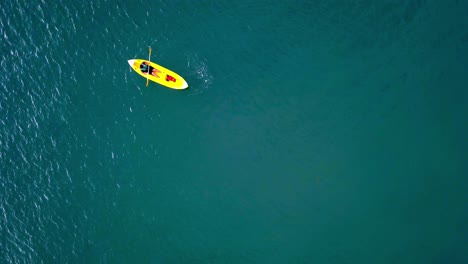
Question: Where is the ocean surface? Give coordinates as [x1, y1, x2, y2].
[1, 0, 467, 263]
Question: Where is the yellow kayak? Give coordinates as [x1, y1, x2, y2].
[128, 59, 188, 89]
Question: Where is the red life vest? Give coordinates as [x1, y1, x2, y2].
[166, 75, 176, 82]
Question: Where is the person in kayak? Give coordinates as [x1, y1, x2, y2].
[140, 61, 161, 77]
[140, 61, 150, 73]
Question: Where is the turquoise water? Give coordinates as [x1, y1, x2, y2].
[1, 0, 467, 263]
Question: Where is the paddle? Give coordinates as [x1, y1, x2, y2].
[146, 46, 152, 87]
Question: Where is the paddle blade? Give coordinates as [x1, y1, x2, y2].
[146, 78, 149, 87]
